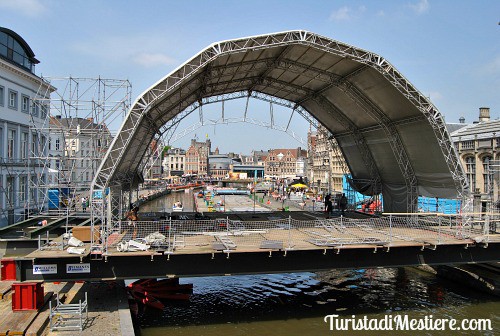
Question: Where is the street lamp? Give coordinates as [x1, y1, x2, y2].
[277, 152, 285, 209]
[323, 158, 331, 196]
[277, 152, 284, 190]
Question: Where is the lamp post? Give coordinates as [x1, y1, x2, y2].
[277, 152, 284, 209]
[323, 158, 331, 196]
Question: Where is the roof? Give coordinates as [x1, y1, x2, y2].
[267, 148, 307, 160]
[0, 27, 39, 64]
[94, 30, 466, 212]
[446, 123, 470, 134]
[450, 120, 500, 141]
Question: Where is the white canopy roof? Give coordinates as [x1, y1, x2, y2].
[93, 31, 467, 212]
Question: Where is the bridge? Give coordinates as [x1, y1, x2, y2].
[3, 31, 498, 283]
[3, 210, 499, 282]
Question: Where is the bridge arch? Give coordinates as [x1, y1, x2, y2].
[92, 30, 467, 214]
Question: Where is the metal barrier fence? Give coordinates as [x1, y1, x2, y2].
[100, 213, 495, 254]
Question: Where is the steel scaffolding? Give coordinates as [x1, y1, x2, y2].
[27, 76, 131, 217]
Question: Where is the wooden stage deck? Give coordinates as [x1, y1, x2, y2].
[24, 226, 484, 260]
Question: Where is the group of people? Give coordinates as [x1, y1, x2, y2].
[324, 193, 348, 217]
[81, 196, 88, 212]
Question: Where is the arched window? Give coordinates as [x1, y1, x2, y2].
[465, 156, 476, 192]
[483, 156, 492, 194]
[0, 28, 39, 72]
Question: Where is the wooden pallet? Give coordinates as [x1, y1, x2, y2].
[0, 281, 14, 300]
[0, 292, 53, 336]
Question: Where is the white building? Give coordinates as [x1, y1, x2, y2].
[450, 107, 500, 211]
[49, 116, 112, 191]
[162, 147, 186, 177]
[0, 27, 55, 226]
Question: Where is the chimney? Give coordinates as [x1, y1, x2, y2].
[459, 117, 465, 124]
[479, 107, 490, 122]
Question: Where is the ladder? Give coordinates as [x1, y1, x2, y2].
[49, 292, 88, 331]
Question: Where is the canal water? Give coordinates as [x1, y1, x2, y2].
[139, 189, 197, 213]
[136, 191, 499, 335]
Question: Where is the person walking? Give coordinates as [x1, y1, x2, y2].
[126, 204, 139, 239]
[325, 194, 332, 218]
[81, 197, 87, 212]
[339, 193, 348, 215]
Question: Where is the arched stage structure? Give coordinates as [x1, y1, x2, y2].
[90, 30, 469, 250]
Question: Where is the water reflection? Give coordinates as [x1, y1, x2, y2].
[139, 189, 196, 213]
[138, 268, 499, 335]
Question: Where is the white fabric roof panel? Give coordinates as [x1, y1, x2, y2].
[93, 31, 467, 212]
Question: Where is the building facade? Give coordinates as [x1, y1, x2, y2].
[307, 126, 344, 195]
[451, 107, 499, 210]
[0, 27, 55, 225]
[264, 148, 307, 180]
[162, 147, 186, 177]
[245, 150, 268, 166]
[49, 116, 113, 191]
[185, 138, 211, 176]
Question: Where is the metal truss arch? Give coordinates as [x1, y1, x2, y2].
[92, 30, 467, 229]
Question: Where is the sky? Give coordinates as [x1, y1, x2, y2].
[0, 0, 498, 154]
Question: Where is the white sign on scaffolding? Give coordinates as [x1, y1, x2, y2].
[66, 263, 91, 273]
[33, 264, 57, 274]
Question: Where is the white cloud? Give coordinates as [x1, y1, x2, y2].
[133, 53, 176, 68]
[0, 0, 48, 17]
[71, 34, 177, 68]
[329, 6, 366, 21]
[329, 6, 351, 21]
[408, 0, 430, 15]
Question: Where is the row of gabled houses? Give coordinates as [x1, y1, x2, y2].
[158, 138, 308, 181]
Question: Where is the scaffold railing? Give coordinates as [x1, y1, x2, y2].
[87, 212, 496, 255]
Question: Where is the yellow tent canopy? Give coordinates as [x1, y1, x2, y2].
[290, 183, 308, 189]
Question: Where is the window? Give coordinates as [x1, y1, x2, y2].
[19, 176, 27, 202]
[0, 86, 4, 106]
[22, 95, 29, 113]
[40, 104, 48, 119]
[465, 156, 476, 192]
[21, 132, 28, 159]
[7, 129, 16, 160]
[55, 138, 60, 150]
[8, 90, 17, 109]
[6, 177, 15, 206]
[31, 133, 38, 157]
[41, 135, 46, 156]
[0, 31, 34, 71]
[483, 156, 492, 193]
[31, 102, 38, 117]
[30, 176, 37, 203]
